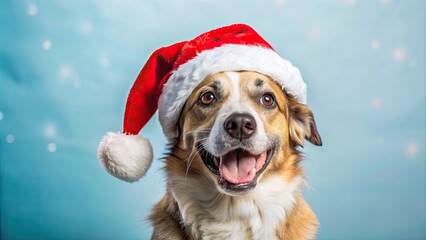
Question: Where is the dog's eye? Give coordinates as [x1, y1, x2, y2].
[260, 93, 275, 108]
[199, 92, 216, 106]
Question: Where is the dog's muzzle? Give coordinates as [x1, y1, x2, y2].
[197, 113, 275, 193]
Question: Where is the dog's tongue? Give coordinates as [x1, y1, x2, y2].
[220, 150, 267, 184]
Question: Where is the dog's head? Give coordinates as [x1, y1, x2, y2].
[174, 71, 322, 195]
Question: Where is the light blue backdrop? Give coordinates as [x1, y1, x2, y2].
[1, 0, 424, 239]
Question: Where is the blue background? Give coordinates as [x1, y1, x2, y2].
[1, 0, 425, 239]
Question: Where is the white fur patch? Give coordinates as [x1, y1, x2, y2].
[226, 71, 240, 101]
[169, 174, 302, 239]
[158, 44, 307, 141]
[97, 132, 153, 182]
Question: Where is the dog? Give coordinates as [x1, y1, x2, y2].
[149, 70, 322, 240]
[96, 23, 322, 240]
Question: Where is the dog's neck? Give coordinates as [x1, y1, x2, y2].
[168, 171, 303, 240]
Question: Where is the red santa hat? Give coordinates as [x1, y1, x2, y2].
[97, 24, 307, 182]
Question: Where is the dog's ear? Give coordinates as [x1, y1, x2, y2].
[287, 99, 322, 147]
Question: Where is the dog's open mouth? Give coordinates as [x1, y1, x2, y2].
[197, 145, 275, 192]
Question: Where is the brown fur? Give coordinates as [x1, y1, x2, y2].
[149, 71, 321, 239]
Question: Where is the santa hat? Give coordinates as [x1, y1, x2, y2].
[97, 24, 307, 182]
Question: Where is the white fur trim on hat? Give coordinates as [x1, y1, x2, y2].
[158, 44, 307, 140]
[97, 132, 153, 182]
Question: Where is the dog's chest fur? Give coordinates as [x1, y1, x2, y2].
[169, 174, 301, 240]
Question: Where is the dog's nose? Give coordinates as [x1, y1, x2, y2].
[224, 113, 256, 140]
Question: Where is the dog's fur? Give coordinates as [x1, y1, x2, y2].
[149, 71, 322, 240]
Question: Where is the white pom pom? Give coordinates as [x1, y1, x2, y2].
[97, 132, 153, 182]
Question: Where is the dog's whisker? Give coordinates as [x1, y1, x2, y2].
[185, 150, 197, 178]
[184, 145, 203, 179]
[184, 137, 210, 181]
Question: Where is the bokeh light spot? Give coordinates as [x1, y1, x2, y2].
[6, 134, 14, 144]
[43, 40, 52, 50]
[392, 47, 406, 61]
[309, 27, 321, 40]
[100, 57, 110, 67]
[371, 97, 383, 108]
[28, 4, 38, 16]
[47, 143, 57, 153]
[371, 40, 380, 50]
[275, 0, 285, 6]
[346, 0, 356, 6]
[80, 21, 93, 33]
[59, 66, 72, 79]
[44, 123, 57, 138]
[406, 143, 417, 157]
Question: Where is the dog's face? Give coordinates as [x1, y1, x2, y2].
[176, 71, 321, 195]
